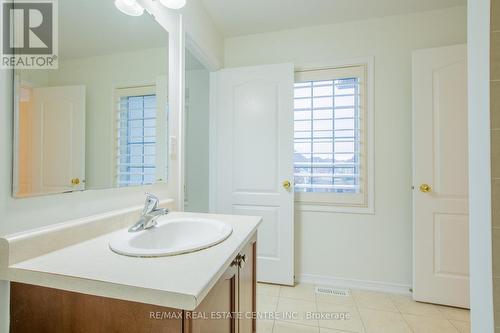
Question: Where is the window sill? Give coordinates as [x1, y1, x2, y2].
[294, 201, 374, 215]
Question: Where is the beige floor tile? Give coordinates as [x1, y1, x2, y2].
[352, 290, 398, 312]
[258, 283, 281, 297]
[316, 302, 365, 332]
[256, 319, 274, 333]
[276, 297, 318, 327]
[280, 283, 316, 301]
[257, 295, 279, 313]
[450, 320, 471, 333]
[438, 306, 470, 322]
[316, 293, 356, 307]
[320, 329, 357, 333]
[359, 308, 411, 333]
[403, 314, 459, 333]
[274, 321, 320, 333]
[391, 295, 445, 318]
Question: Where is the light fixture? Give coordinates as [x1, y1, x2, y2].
[159, 0, 186, 10]
[114, 0, 145, 16]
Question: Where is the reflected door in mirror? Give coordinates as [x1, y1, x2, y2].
[15, 85, 86, 197]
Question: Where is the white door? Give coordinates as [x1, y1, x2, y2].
[32, 86, 86, 195]
[413, 44, 469, 308]
[212, 63, 295, 285]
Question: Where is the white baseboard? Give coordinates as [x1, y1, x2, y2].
[296, 274, 412, 295]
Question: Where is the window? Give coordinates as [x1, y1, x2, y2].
[115, 86, 161, 187]
[294, 65, 372, 211]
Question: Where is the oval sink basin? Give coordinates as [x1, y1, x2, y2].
[109, 217, 233, 257]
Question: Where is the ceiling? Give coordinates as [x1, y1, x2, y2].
[200, 0, 467, 37]
[59, 0, 168, 60]
[59, 0, 206, 69]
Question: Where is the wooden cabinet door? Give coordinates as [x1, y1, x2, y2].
[238, 241, 256, 333]
[10, 282, 183, 333]
[187, 262, 239, 333]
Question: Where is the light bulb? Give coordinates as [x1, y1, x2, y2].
[114, 0, 144, 16]
[159, 0, 186, 10]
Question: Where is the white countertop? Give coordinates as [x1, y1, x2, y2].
[0, 211, 261, 310]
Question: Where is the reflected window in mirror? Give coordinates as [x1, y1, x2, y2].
[115, 86, 168, 187]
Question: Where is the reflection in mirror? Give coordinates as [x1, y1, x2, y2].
[13, 0, 169, 198]
[184, 49, 209, 213]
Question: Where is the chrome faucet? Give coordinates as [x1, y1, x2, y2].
[129, 193, 169, 232]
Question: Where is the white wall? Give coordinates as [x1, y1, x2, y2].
[224, 6, 467, 289]
[48, 47, 168, 190]
[180, 0, 224, 70]
[185, 69, 210, 212]
[468, 0, 494, 331]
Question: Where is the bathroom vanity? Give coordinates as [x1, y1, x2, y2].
[0, 204, 261, 333]
[9, 238, 256, 332]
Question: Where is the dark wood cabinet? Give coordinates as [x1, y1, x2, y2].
[10, 236, 257, 333]
[185, 264, 238, 333]
[10, 283, 183, 333]
[237, 238, 256, 333]
[184, 237, 256, 333]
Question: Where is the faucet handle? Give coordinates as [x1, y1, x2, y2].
[142, 193, 160, 215]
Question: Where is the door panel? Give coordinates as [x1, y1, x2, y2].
[434, 213, 469, 276]
[413, 44, 469, 308]
[432, 61, 469, 197]
[212, 63, 294, 285]
[233, 206, 278, 259]
[32, 86, 86, 195]
[233, 81, 279, 193]
[41, 100, 74, 190]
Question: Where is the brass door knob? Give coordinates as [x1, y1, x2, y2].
[71, 178, 80, 185]
[419, 184, 432, 193]
[282, 180, 291, 190]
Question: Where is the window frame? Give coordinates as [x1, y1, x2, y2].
[293, 59, 374, 214]
[113, 84, 168, 188]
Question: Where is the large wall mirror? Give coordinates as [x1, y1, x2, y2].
[13, 0, 170, 198]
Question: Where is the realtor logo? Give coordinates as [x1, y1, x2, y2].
[1, 0, 58, 68]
